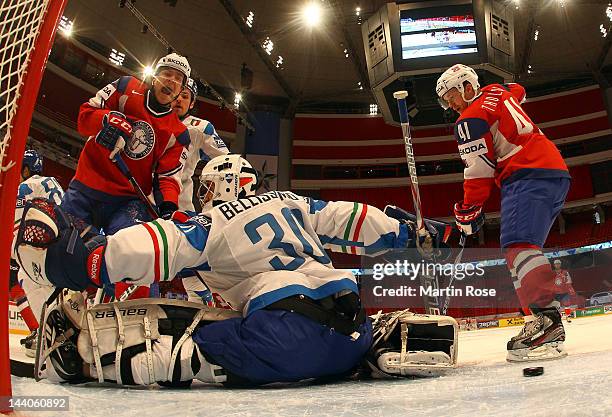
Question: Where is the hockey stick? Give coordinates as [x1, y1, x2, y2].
[112, 154, 159, 219]
[393, 91, 439, 315]
[393, 91, 426, 237]
[440, 233, 467, 315]
[108, 154, 159, 302]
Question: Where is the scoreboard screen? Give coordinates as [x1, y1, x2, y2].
[400, 14, 478, 59]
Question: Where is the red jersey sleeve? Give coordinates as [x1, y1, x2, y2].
[505, 83, 527, 104]
[454, 114, 497, 206]
[77, 76, 131, 137]
[156, 124, 191, 204]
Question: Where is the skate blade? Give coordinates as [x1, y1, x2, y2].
[506, 341, 568, 363]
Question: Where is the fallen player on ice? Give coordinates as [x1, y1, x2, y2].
[14, 154, 462, 387]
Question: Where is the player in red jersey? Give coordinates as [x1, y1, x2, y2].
[552, 259, 576, 323]
[436, 64, 571, 362]
[60, 53, 192, 300]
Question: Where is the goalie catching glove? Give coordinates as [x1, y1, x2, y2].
[365, 309, 458, 377]
[37, 291, 240, 386]
[384, 205, 453, 260]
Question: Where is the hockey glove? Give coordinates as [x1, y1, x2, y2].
[453, 202, 484, 235]
[95, 111, 133, 160]
[159, 201, 178, 220]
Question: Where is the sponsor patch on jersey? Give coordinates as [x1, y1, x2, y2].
[458, 138, 488, 158]
[99, 83, 117, 102]
[189, 214, 212, 229]
[213, 134, 227, 149]
[125, 120, 155, 160]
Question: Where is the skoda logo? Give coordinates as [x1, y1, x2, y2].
[125, 120, 155, 160]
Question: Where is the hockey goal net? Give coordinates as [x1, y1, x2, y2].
[0, 0, 66, 410]
[458, 318, 478, 331]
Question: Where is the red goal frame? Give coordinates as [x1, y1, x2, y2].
[0, 1, 66, 411]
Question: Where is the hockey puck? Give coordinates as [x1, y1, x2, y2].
[523, 366, 544, 377]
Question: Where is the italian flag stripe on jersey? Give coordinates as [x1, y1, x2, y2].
[351, 204, 368, 255]
[142, 221, 170, 282]
[151, 221, 170, 281]
[342, 202, 367, 254]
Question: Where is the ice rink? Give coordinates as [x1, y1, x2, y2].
[9, 313, 612, 417]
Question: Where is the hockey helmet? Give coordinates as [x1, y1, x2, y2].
[185, 78, 198, 104]
[22, 149, 43, 175]
[435, 64, 480, 110]
[198, 154, 258, 211]
[155, 53, 191, 83]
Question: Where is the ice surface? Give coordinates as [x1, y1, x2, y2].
[10, 314, 612, 417]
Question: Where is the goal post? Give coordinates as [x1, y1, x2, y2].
[0, 0, 67, 410]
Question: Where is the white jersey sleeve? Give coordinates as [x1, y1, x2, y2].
[179, 116, 229, 211]
[304, 198, 409, 256]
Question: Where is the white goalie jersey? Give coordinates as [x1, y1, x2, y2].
[102, 191, 410, 315]
[179, 115, 229, 211]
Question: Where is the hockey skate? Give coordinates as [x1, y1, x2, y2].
[20, 330, 38, 358]
[506, 307, 567, 362]
[36, 305, 88, 383]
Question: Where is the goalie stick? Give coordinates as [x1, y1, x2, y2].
[393, 91, 440, 315]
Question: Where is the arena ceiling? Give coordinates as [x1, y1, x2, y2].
[63, 0, 612, 110]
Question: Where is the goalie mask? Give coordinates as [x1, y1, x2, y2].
[198, 154, 258, 211]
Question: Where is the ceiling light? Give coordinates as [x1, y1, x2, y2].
[142, 65, 154, 78]
[234, 92, 242, 107]
[534, 29, 539, 41]
[262, 37, 274, 55]
[109, 48, 125, 66]
[246, 11, 255, 28]
[369, 103, 378, 115]
[302, 2, 323, 27]
[601, 24, 608, 37]
[355, 6, 360, 16]
[58, 16, 73, 37]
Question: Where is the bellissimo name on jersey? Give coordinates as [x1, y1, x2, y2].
[218, 191, 307, 220]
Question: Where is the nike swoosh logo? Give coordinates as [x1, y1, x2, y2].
[132, 90, 143, 96]
[179, 225, 196, 233]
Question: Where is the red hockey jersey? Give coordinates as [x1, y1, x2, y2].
[453, 83, 569, 205]
[75, 76, 190, 204]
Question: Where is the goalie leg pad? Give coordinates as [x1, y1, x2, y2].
[367, 309, 458, 377]
[77, 299, 239, 386]
[15, 199, 105, 291]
